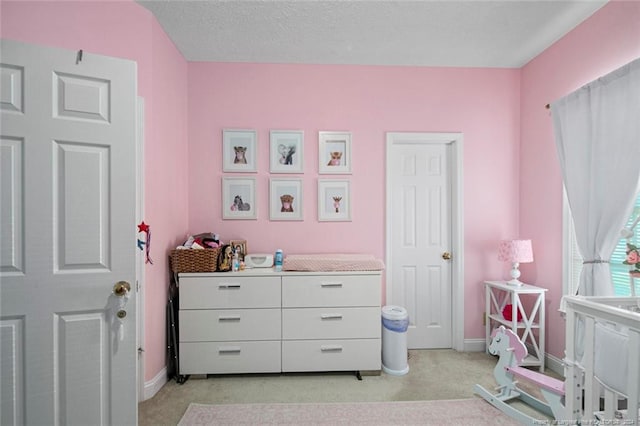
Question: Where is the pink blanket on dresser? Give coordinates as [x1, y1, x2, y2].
[283, 254, 385, 271]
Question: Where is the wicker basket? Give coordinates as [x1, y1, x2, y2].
[170, 248, 220, 273]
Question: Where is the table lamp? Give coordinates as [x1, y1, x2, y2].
[497, 239, 533, 285]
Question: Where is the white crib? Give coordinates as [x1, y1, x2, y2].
[564, 295, 640, 424]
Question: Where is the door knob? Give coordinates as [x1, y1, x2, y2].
[113, 281, 131, 297]
[442, 252, 451, 260]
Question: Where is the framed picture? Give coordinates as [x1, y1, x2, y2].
[270, 130, 304, 173]
[269, 178, 303, 221]
[318, 179, 351, 221]
[229, 239, 248, 261]
[222, 177, 257, 220]
[318, 131, 351, 174]
[223, 129, 257, 172]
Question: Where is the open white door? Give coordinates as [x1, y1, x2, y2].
[1, 39, 137, 425]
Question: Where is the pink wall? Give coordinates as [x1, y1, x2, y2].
[188, 63, 522, 339]
[1, 1, 190, 381]
[146, 19, 189, 381]
[520, 0, 640, 359]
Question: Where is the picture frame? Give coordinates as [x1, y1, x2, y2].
[269, 178, 303, 221]
[229, 239, 248, 261]
[222, 177, 257, 220]
[318, 131, 351, 174]
[222, 129, 258, 172]
[318, 179, 351, 221]
[270, 130, 304, 173]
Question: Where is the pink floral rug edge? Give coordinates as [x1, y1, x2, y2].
[177, 398, 520, 425]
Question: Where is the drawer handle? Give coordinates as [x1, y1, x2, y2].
[320, 282, 343, 288]
[218, 316, 241, 322]
[321, 345, 343, 352]
[218, 284, 241, 289]
[219, 346, 241, 354]
[320, 314, 343, 320]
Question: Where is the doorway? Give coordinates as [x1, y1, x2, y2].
[385, 132, 464, 350]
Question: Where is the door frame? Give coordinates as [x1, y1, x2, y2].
[385, 132, 464, 351]
[136, 97, 145, 401]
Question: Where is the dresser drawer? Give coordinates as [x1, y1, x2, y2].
[282, 307, 380, 340]
[282, 339, 381, 372]
[179, 309, 281, 342]
[282, 275, 381, 307]
[179, 341, 281, 374]
[179, 276, 281, 309]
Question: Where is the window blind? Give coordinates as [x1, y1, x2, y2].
[568, 193, 640, 297]
[610, 196, 640, 296]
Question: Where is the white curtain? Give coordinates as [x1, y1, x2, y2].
[552, 57, 640, 299]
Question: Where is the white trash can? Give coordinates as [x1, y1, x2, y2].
[381, 305, 409, 376]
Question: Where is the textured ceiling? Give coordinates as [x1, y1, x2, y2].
[137, 0, 608, 68]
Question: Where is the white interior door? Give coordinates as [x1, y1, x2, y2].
[0, 39, 137, 425]
[386, 132, 454, 349]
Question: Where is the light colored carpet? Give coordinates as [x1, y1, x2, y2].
[140, 350, 560, 425]
[177, 399, 521, 425]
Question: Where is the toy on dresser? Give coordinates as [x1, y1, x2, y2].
[216, 244, 233, 272]
[177, 233, 223, 250]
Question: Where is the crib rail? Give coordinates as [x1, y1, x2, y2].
[564, 296, 640, 425]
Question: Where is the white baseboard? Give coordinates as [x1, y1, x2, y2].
[143, 366, 167, 401]
[463, 339, 564, 378]
[463, 338, 486, 352]
[545, 352, 565, 377]
[467, 337, 565, 379]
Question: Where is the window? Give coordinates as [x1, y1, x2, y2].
[563, 190, 640, 297]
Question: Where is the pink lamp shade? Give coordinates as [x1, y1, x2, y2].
[498, 239, 533, 263]
[498, 239, 533, 285]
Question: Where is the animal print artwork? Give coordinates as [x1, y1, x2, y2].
[230, 195, 251, 211]
[233, 146, 247, 164]
[280, 194, 294, 212]
[333, 196, 342, 213]
[278, 144, 296, 165]
[327, 151, 342, 166]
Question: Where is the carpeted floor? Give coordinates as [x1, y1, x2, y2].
[139, 349, 560, 425]
[177, 399, 521, 425]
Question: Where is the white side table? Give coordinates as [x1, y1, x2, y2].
[484, 280, 547, 371]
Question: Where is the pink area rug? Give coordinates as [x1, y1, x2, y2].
[178, 398, 520, 425]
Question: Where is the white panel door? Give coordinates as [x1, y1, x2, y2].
[387, 133, 452, 349]
[0, 39, 137, 425]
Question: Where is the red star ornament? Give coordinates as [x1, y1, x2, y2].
[137, 221, 150, 233]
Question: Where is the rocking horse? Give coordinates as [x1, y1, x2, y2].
[474, 326, 568, 425]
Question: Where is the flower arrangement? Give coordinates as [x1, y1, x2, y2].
[623, 243, 640, 275]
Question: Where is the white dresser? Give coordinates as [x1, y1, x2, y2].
[178, 269, 382, 376]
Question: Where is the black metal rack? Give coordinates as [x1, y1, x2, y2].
[166, 269, 187, 384]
